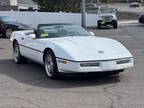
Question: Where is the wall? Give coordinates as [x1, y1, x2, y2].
[0, 11, 99, 28]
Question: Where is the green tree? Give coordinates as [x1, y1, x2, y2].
[37, 0, 80, 12]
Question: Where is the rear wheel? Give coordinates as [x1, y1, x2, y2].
[5, 28, 13, 38]
[97, 21, 102, 29]
[13, 41, 27, 64]
[112, 20, 118, 29]
[44, 50, 59, 79]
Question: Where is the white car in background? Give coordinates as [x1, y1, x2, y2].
[97, 7, 118, 29]
[10, 24, 133, 79]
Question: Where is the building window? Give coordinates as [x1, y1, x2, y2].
[2, 2, 7, 6]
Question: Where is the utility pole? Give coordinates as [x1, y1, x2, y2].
[97, 0, 100, 7]
[81, 0, 86, 28]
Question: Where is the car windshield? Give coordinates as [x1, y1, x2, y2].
[38, 24, 91, 38]
[0, 16, 16, 22]
[100, 8, 115, 14]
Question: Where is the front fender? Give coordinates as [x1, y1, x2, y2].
[43, 42, 75, 61]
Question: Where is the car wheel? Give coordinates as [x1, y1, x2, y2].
[13, 41, 27, 64]
[5, 28, 13, 38]
[97, 21, 101, 29]
[112, 20, 118, 29]
[139, 16, 144, 23]
[44, 50, 59, 79]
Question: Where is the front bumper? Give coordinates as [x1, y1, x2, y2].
[57, 58, 134, 73]
[99, 20, 116, 25]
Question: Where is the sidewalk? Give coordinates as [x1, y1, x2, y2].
[118, 20, 138, 26]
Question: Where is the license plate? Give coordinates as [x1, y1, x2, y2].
[101, 21, 105, 24]
[101, 61, 116, 71]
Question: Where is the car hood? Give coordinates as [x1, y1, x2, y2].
[41, 36, 133, 61]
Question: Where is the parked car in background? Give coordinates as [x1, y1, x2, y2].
[10, 23, 133, 79]
[130, 2, 140, 8]
[86, 3, 98, 13]
[86, 3, 97, 9]
[97, 7, 118, 29]
[0, 16, 31, 38]
[139, 13, 144, 24]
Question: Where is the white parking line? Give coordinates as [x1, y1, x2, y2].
[118, 20, 138, 25]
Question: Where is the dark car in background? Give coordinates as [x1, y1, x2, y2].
[139, 14, 144, 24]
[0, 16, 31, 38]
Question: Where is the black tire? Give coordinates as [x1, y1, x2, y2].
[44, 50, 59, 79]
[97, 21, 101, 29]
[5, 28, 13, 38]
[139, 16, 144, 23]
[13, 41, 27, 64]
[112, 20, 118, 29]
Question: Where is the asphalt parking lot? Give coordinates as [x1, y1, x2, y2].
[0, 24, 144, 108]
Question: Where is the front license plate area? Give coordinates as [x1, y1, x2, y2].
[101, 21, 105, 24]
[101, 61, 116, 71]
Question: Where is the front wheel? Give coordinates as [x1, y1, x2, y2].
[44, 50, 59, 79]
[13, 41, 27, 64]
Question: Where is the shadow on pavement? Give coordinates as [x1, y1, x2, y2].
[0, 59, 120, 89]
[135, 24, 144, 27]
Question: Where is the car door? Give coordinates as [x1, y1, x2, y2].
[20, 34, 43, 63]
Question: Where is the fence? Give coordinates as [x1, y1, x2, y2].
[0, 11, 99, 28]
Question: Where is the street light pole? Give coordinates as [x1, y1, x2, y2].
[97, 0, 100, 7]
[81, 0, 86, 28]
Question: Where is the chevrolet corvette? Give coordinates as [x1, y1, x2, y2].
[10, 23, 134, 79]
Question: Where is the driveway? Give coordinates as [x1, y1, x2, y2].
[0, 24, 144, 108]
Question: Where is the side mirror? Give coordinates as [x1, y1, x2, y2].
[89, 31, 95, 36]
[28, 34, 36, 39]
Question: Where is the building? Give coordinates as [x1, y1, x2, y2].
[0, 0, 38, 11]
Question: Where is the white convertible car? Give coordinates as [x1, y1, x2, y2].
[10, 23, 134, 78]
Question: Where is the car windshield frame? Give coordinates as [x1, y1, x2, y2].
[37, 24, 91, 38]
[99, 8, 115, 14]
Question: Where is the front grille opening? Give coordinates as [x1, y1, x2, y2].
[80, 63, 100, 67]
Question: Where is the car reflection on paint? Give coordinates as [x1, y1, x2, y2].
[0, 16, 31, 38]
